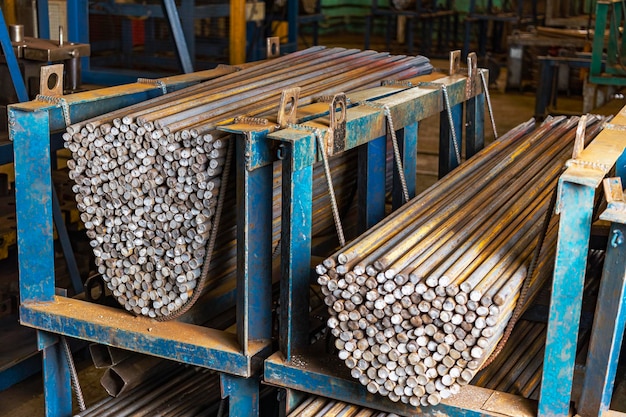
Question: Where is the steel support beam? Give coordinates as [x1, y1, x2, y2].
[220, 374, 260, 416]
[358, 135, 387, 232]
[279, 136, 314, 360]
[236, 133, 273, 355]
[392, 122, 418, 208]
[538, 118, 626, 417]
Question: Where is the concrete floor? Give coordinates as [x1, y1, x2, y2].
[1, 33, 625, 416]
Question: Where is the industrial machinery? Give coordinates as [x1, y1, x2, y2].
[0, 21, 90, 130]
[9, 42, 626, 417]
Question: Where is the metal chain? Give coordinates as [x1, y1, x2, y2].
[479, 69, 499, 140]
[36, 95, 71, 127]
[358, 101, 410, 204]
[137, 78, 168, 95]
[61, 336, 86, 411]
[301, 126, 346, 247]
[441, 85, 462, 166]
[156, 137, 234, 321]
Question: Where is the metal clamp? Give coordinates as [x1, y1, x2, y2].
[600, 177, 626, 223]
[40, 64, 64, 97]
[327, 93, 347, 155]
[465, 52, 478, 99]
[267, 37, 280, 59]
[449, 50, 461, 76]
[277, 87, 300, 128]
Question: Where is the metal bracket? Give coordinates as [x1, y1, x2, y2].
[277, 87, 300, 128]
[600, 177, 626, 223]
[449, 50, 461, 76]
[267, 37, 280, 59]
[466, 52, 479, 99]
[40, 64, 64, 97]
[572, 114, 587, 159]
[327, 93, 347, 155]
[564, 115, 610, 172]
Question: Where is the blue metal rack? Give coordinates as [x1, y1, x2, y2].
[10, 68, 276, 416]
[538, 114, 626, 417]
[243, 55, 533, 416]
[258, 72, 626, 416]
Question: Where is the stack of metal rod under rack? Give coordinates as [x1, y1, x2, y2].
[74, 362, 221, 416]
[317, 115, 606, 406]
[62, 47, 433, 320]
[288, 395, 403, 416]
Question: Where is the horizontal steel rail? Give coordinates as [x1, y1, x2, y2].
[265, 351, 536, 417]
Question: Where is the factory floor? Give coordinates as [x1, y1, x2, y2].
[1, 32, 625, 417]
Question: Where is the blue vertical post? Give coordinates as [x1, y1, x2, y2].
[37, 0, 50, 38]
[39, 331, 72, 417]
[579, 220, 626, 417]
[392, 122, 418, 208]
[439, 103, 463, 178]
[279, 138, 313, 360]
[11, 108, 56, 303]
[220, 374, 260, 416]
[538, 182, 595, 417]
[357, 135, 386, 233]
[67, 0, 90, 71]
[466, 93, 485, 158]
[287, 0, 298, 51]
[236, 134, 273, 356]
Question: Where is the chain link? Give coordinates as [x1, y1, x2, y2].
[441, 85, 462, 166]
[137, 78, 168, 95]
[358, 101, 410, 204]
[479, 69, 498, 140]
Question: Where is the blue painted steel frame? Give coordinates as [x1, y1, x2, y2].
[537, 121, 626, 417]
[247, 72, 489, 415]
[265, 351, 537, 416]
[271, 75, 484, 358]
[579, 219, 626, 417]
[10, 72, 270, 416]
[578, 155, 626, 417]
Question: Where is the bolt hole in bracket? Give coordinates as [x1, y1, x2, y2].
[267, 37, 280, 59]
[322, 93, 347, 156]
[40, 64, 64, 97]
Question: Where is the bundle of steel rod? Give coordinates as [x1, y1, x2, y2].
[288, 395, 403, 417]
[473, 249, 604, 399]
[317, 115, 606, 406]
[63, 47, 432, 319]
